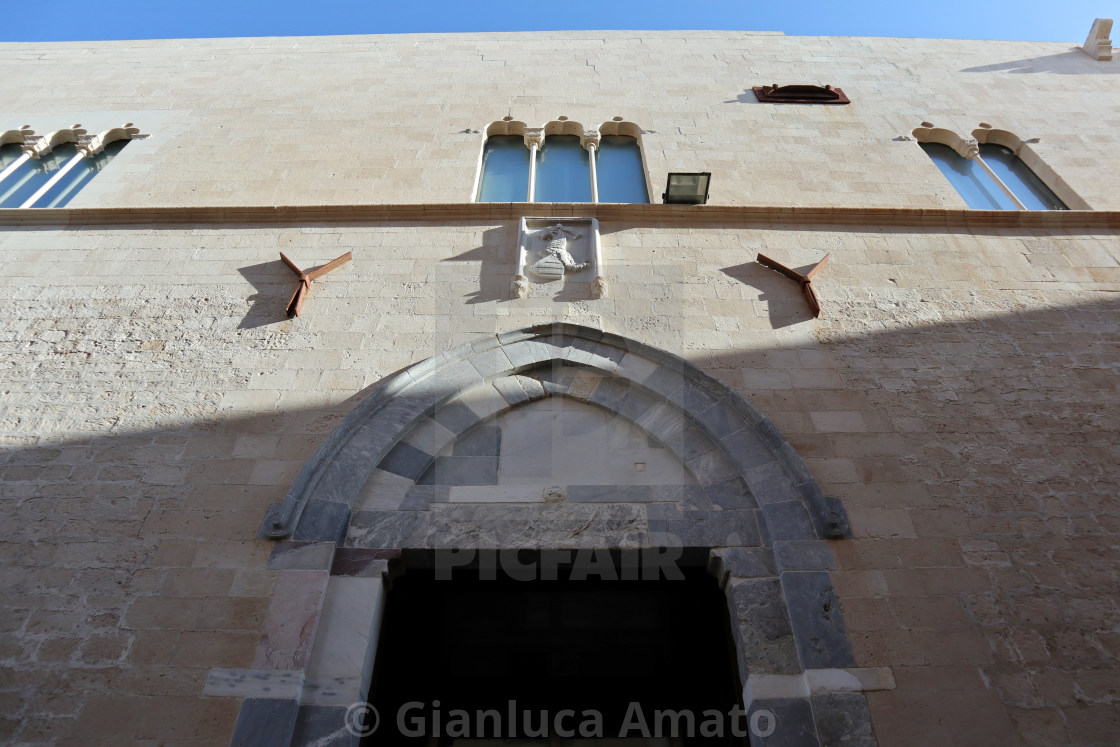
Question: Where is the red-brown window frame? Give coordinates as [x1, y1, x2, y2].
[752, 84, 850, 104]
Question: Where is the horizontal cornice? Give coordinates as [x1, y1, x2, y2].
[0, 203, 1117, 231]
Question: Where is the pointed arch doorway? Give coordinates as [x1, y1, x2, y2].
[216, 324, 886, 747]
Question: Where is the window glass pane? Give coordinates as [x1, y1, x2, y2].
[920, 142, 1016, 210]
[0, 143, 76, 208]
[596, 135, 649, 204]
[536, 135, 591, 203]
[33, 139, 129, 208]
[477, 135, 530, 202]
[979, 144, 1067, 211]
[0, 143, 23, 170]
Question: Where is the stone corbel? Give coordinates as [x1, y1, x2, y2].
[78, 123, 142, 157]
[0, 125, 35, 148]
[27, 126, 86, 158]
[1082, 18, 1113, 60]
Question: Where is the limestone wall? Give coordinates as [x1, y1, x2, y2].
[2, 25, 1120, 747]
[0, 31, 1116, 209]
[1, 216, 1117, 744]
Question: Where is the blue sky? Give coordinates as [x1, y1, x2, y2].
[1, 0, 1112, 42]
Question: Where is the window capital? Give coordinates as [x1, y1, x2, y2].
[523, 128, 544, 149]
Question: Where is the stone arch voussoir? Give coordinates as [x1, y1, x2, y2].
[260, 323, 849, 544]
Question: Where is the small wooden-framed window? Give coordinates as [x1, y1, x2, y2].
[752, 84, 850, 104]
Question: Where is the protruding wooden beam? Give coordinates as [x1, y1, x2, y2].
[757, 252, 830, 318]
[280, 251, 352, 317]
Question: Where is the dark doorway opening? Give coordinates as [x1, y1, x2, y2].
[366, 549, 745, 745]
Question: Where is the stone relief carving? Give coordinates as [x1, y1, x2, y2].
[533, 223, 587, 278]
[512, 217, 607, 299]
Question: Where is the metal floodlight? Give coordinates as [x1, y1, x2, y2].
[662, 172, 711, 205]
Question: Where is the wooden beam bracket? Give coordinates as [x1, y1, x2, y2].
[280, 251, 352, 317]
[757, 252, 830, 318]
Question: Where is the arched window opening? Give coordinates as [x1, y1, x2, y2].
[475, 121, 652, 204]
[0, 143, 77, 208]
[915, 125, 1069, 211]
[33, 139, 130, 208]
[0, 125, 137, 209]
[535, 135, 592, 203]
[978, 143, 1067, 211]
[596, 135, 649, 203]
[919, 142, 1017, 210]
[477, 135, 532, 203]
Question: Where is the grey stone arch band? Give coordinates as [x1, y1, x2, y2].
[245, 323, 883, 747]
[260, 322, 849, 543]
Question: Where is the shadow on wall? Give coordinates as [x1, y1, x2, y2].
[1, 293, 1119, 744]
[721, 259, 819, 329]
[237, 254, 356, 329]
[724, 89, 762, 104]
[442, 225, 515, 305]
[961, 49, 1120, 74]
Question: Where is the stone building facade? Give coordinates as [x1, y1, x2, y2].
[1, 26, 1118, 747]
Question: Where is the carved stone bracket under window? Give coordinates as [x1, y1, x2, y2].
[511, 216, 606, 299]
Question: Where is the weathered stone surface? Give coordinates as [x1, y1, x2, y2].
[426, 503, 647, 548]
[727, 577, 801, 675]
[649, 508, 762, 547]
[811, 692, 877, 747]
[748, 698, 820, 747]
[713, 547, 780, 580]
[773, 540, 837, 573]
[291, 500, 350, 545]
[290, 705, 352, 747]
[230, 697, 300, 747]
[253, 570, 330, 671]
[347, 511, 430, 549]
[377, 441, 434, 481]
[304, 576, 384, 705]
[782, 571, 856, 669]
[267, 541, 336, 571]
[203, 668, 304, 699]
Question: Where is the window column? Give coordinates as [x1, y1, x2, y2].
[968, 142, 1027, 210]
[523, 128, 543, 202]
[582, 130, 601, 203]
[20, 149, 86, 208]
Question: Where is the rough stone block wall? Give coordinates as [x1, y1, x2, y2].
[1, 218, 1118, 744]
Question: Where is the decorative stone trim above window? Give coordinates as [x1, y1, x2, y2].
[0, 125, 36, 149]
[0, 123, 143, 209]
[911, 125, 978, 158]
[971, 126, 1090, 210]
[752, 84, 850, 104]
